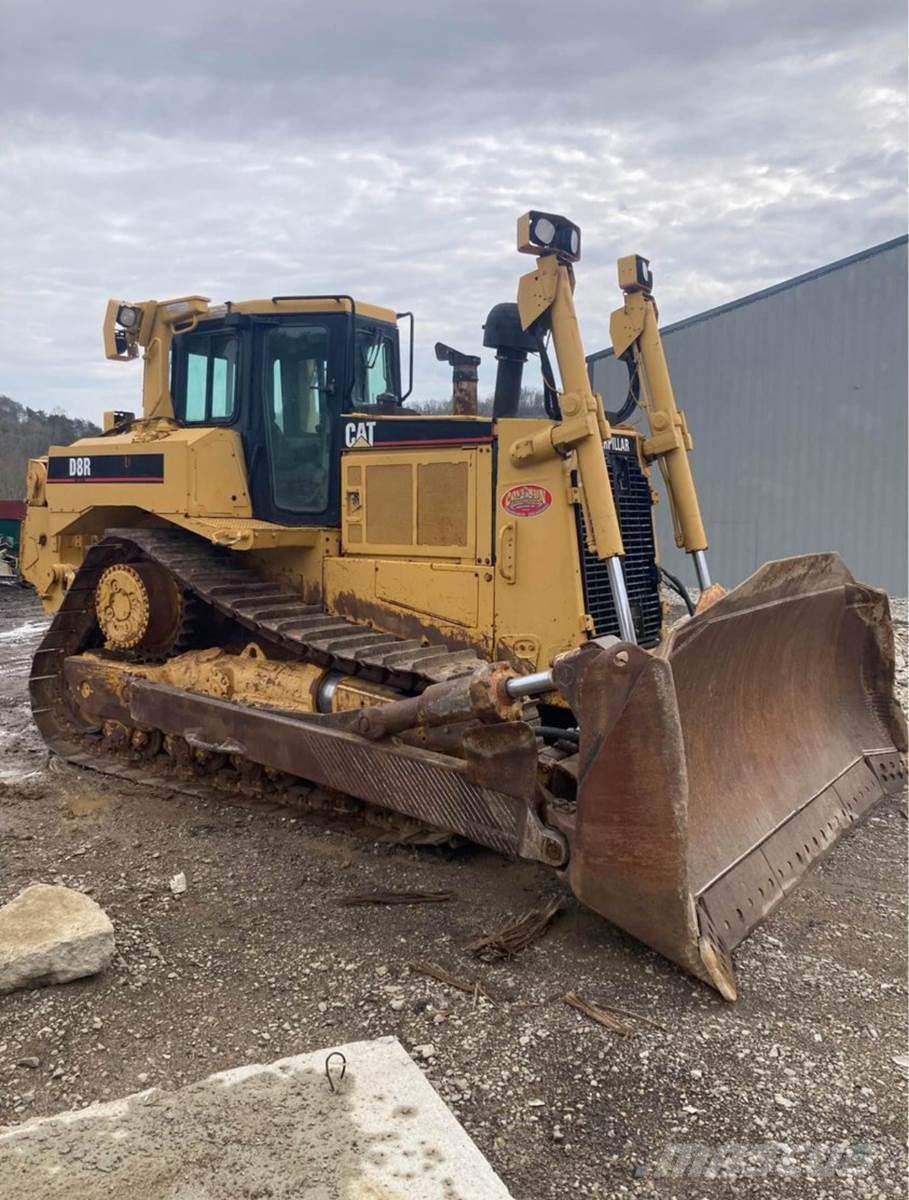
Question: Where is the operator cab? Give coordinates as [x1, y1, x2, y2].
[164, 298, 408, 526]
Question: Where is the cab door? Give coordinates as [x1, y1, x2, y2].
[245, 317, 345, 527]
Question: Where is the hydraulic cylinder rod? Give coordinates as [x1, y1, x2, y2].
[505, 669, 554, 698]
[549, 264, 638, 643]
[692, 548, 712, 591]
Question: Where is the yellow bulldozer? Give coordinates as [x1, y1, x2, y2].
[20, 212, 906, 999]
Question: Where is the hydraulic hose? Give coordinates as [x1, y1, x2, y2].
[659, 565, 695, 616]
[535, 726, 580, 745]
[605, 351, 639, 425]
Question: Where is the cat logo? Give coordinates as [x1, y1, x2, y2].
[343, 420, 376, 448]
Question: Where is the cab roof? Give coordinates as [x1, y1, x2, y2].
[204, 298, 398, 324]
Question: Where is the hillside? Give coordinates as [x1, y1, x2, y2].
[0, 395, 100, 499]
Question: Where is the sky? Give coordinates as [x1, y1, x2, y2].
[0, 0, 906, 421]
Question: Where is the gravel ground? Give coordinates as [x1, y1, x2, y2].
[0, 586, 906, 1199]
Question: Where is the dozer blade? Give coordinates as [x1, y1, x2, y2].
[555, 553, 907, 999]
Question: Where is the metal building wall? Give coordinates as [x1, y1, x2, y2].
[589, 237, 908, 595]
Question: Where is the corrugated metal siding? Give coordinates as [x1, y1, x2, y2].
[589, 238, 908, 594]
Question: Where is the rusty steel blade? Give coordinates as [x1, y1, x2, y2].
[559, 553, 907, 999]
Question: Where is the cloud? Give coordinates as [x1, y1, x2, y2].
[0, 0, 905, 419]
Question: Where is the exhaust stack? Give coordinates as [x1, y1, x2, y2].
[434, 342, 480, 416]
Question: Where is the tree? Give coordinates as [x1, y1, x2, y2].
[0, 395, 100, 499]
[408, 387, 547, 416]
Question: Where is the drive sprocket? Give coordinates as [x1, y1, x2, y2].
[95, 561, 199, 658]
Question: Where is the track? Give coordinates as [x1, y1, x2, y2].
[27, 527, 487, 828]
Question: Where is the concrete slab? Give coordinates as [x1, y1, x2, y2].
[0, 1036, 514, 1199]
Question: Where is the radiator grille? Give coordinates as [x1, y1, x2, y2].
[576, 445, 662, 646]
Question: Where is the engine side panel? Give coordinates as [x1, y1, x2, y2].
[326, 438, 495, 653]
[40, 427, 252, 519]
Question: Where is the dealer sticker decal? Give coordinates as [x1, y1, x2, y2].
[501, 483, 552, 518]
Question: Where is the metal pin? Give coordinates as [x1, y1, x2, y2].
[324, 1051, 347, 1093]
[505, 670, 554, 699]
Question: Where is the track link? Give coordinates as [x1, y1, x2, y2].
[106, 528, 482, 686]
[28, 527, 487, 817]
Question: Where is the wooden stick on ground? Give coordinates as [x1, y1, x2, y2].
[408, 959, 498, 1001]
[563, 992, 637, 1038]
[588, 1001, 668, 1032]
[336, 889, 455, 907]
[464, 898, 562, 960]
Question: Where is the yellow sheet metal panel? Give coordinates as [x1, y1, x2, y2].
[43, 435, 186, 515]
[376, 560, 480, 629]
[41, 427, 251, 520]
[342, 448, 479, 561]
[493, 420, 587, 670]
[325, 555, 493, 655]
[19, 510, 91, 610]
[187, 429, 251, 518]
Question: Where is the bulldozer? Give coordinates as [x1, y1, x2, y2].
[20, 211, 906, 999]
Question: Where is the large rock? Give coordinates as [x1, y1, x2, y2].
[0, 884, 114, 994]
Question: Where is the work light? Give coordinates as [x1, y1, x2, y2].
[116, 304, 140, 329]
[617, 254, 654, 294]
[517, 210, 582, 262]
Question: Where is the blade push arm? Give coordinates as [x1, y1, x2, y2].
[609, 256, 712, 590]
[508, 211, 637, 643]
[513, 254, 624, 560]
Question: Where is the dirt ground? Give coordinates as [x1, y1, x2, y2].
[1, 585, 906, 1199]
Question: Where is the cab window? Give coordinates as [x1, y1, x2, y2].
[352, 328, 396, 406]
[175, 331, 239, 423]
[265, 324, 332, 513]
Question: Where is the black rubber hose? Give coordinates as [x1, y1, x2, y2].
[605, 351, 640, 425]
[535, 726, 580, 745]
[538, 337, 562, 421]
[659, 565, 695, 616]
